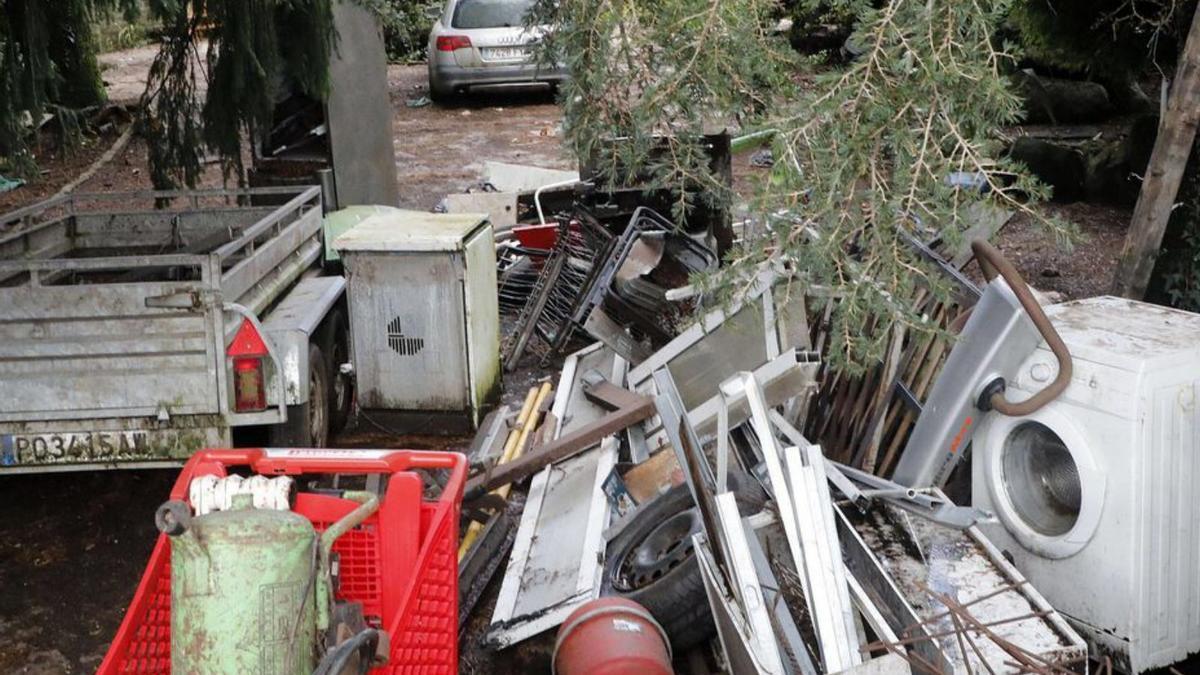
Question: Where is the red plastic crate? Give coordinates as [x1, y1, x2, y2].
[97, 448, 465, 674]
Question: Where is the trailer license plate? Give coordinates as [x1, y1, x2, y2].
[1, 431, 149, 465]
[483, 47, 527, 61]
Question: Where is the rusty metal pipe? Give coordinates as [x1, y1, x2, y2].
[971, 240, 1073, 417]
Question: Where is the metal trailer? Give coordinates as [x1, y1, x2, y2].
[0, 186, 351, 473]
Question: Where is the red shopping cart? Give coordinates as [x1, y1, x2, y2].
[97, 447, 465, 674]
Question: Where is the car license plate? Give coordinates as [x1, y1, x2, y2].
[1, 430, 150, 466]
[483, 47, 528, 61]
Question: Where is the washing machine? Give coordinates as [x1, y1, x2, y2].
[972, 296, 1200, 673]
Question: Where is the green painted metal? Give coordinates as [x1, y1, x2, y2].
[167, 495, 318, 674]
[315, 490, 379, 632]
[322, 205, 402, 263]
[730, 128, 778, 153]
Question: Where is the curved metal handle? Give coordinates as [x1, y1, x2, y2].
[971, 240, 1073, 416]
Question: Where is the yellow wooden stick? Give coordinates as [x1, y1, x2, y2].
[458, 381, 553, 560]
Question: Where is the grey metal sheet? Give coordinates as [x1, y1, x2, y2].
[0, 279, 221, 422]
[327, 1, 399, 207]
[488, 344, 623, 647]
[483, 162, 579, 193]
[443, 192, 518, 228]
[344, 251, 468, 410]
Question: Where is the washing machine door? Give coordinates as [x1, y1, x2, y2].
[980, 406, 1105, 559]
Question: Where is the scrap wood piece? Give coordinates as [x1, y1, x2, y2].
[581, 376, 646, 410]
[1112, 6, 1200, 299]
[459, 383, 551, 559]
[463, 382, 654, 500]
[458, 494, 524, 632]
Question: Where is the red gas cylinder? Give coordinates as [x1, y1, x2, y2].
[553, 597, 673, 675]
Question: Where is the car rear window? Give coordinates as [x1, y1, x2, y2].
[452, 0, 535, 29]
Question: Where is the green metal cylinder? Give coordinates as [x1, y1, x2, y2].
[163, 496, 317, 674]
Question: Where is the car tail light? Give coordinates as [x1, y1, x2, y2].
[228, 318, 269, 413]
[436, 35, 472, 51]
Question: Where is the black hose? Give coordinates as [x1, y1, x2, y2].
[971, 240, 1073, 416]
[312, 629, 380, 675]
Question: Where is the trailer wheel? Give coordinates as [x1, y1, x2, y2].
[270, 343, 330, 448]
[602, 472, 765, 651]
[322, 309, 353, 435]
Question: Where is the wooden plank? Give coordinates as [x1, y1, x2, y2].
[1112, 6, 1200, 298]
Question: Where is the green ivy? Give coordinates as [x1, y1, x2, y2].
[359, 0, 441, 63]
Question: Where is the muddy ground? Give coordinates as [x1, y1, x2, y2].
[0, 43, 1133, 674]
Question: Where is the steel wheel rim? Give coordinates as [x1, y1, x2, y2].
[309, 366, 327, 447]
[613, 507, 701, 592]
[332, 341, 349, 412]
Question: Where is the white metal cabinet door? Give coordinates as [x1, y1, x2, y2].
[347, 251, 469, 411]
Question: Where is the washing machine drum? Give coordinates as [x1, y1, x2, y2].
[1000, 422, 1083, 536]
[981, 409, 1105, 559]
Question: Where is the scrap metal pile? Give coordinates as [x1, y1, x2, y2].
[451, 181, 1099, 674]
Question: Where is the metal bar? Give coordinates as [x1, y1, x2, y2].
[652, 366, 718, 506]
[831, 461, 991, 529]
[731, 371, 812, 618]
[713, 492, 786, 673]
[917, 583, 1062, 675]
[767, 409, 869, 509]
[463, 391, 654, 499]
[0, 213, 72, 249]
[785, 446, 861, 671]
[855, 579, 1072, 668]
[695, 534, 777, 675]
[213, 186, 320, 261]
[503, 238, 567, 368]
[0, 253, 208, 273]
[893, 380, 923, 415]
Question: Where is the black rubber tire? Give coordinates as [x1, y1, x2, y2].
[428, 70, 454, 103]
[321, 309, 353, 435]
[602, 471, 765, 652]
[269, 343, 330, 448]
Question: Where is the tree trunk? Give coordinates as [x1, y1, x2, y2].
[45, 1, 107, 109]
[1112, 6, 1200, 299]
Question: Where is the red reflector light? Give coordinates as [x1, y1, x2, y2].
[233, 357, 267, 412]
[228, 318, 269, 412]
[436, 35, 472, 51]
[228, 318, 269, 358]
